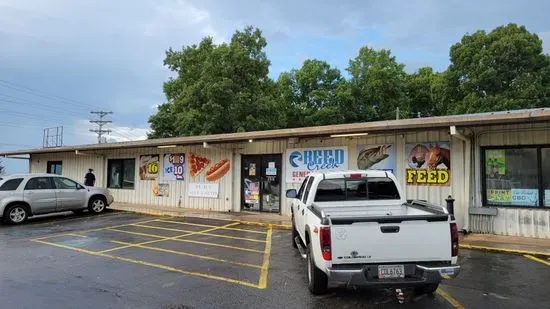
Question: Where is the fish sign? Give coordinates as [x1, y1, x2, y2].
[356, 144, 396, 172]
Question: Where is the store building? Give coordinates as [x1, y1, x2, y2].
[2, 108, 549, 238]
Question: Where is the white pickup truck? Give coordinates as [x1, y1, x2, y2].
[286, 170, 460, 295]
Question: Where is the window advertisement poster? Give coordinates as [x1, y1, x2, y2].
[511, 188, 539, 207]
[139, 155, 160, 180]
[545, 190, 550, 207]
[152, 183, 169, 197]
[486, 189, 512, 204]
[486, 149, 506, 177]
[188, 183, 219, 198]
[356, 144, 396, 173]
[286, 146, 348, 183]
[405, 142, 451, 186]
[162, 153, 185, 181]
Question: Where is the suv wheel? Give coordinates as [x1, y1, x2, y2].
[88, 197, 106, 214]
[4, 204, 29, 224]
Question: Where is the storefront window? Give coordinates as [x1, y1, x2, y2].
[543, 148, 550, 207]
[484, 148, 539, 207]
[108, 159, 135, 189]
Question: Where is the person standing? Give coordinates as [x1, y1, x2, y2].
[84, 168, 96, 187]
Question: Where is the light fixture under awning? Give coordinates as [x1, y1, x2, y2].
[330, 132, 369, 138]
[157, 145, 177, 149]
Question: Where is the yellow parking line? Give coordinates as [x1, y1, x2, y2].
[436, 288, 465, 309]
[110, 240, 262, 269]
[257, 226, 273, 289]
[106, 228, 168, 239]
[158, 219, 267, 234]
[135, 224, 267, 243]
[101, 222, 241, 253]
[31, 239, 259, 289]
[173, 239, 265, 253]
[524, 254, 550, 266]
[32, 219, 160, 240]
[67, 233, 88, 238]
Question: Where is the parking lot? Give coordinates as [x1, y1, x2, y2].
[1, 211, 549, 309]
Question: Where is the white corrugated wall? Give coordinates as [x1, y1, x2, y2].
[473, 122, 550, 238]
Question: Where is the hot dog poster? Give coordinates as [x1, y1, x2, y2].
[139, 155, 160, 180]
[405, 142, 451, 186]
[188, 153, 231, 182]
[162, 153, 185, 181]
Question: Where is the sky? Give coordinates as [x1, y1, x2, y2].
[1, 0, 549, 174]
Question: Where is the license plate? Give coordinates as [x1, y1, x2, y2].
[378, 265, 405, 279]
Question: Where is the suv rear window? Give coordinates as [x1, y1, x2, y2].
[314, 177, 400, 202]
[0, 178, 24, 191]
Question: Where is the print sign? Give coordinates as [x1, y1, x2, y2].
[162, 153, 185, 181]
[405, 142, 451, 186]
[188, 183, 219, 198]
[356, 144, 396, 173]
[286, 147, 348, 183]
[139, 155, 160, 180]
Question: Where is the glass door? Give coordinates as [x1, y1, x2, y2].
[241, 155, 282, 213]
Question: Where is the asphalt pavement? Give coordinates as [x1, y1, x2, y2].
[1, 211, 548, 309]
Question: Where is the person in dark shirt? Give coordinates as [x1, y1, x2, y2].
[84, 168, 96, 186]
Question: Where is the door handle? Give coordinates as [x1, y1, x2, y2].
[301, 209, 304, 215]
[380, 226, 400, 233]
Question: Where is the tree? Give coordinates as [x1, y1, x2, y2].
[276, 59, 349, 127]
[405, 67, 450, 117]
[347, 47, 409, 121]
[446, 23, 550, 114]
[148, 26, 285, 138]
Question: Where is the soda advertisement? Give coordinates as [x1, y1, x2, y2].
[285, 147, 348, 183]
[139, 155, 160, 180]
[356, 144, 396, 173]
[162, 153, 185, 181]
[405, 142, 451, 186]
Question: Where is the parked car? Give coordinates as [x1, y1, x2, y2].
[286, 170, 460, 295]
[0, 173, 114, 224]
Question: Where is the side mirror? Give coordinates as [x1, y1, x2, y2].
[286, 189, 297, 199]
[76, 184, 85, 190]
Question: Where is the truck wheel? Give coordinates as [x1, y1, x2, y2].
[415, 283, 439, 295]
[291, 216, 298, 248]
[4, 204, 29, 225]
[307, 243, 328, 294]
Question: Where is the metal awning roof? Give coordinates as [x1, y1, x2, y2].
[1, 108, 549, 156]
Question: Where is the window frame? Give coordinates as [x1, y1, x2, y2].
[481, 144, 548, 208]
[47, 161, 62, 175]
[107, 158, 136, 190]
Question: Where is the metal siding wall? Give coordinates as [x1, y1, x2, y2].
[30, 153, 105, 186]
[474, 122, 550, 238]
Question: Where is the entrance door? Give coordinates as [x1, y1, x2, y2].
[242, 154, 282, 213]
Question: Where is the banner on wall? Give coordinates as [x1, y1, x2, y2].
[152, 183, 169, 197]
[188, 153, 231, 182]
[139, 155, 160, 180]
[285, 146, 348, 183]
[405, 142, 451, 186]
[162, 153, 185, 181]
[188, 183, 219, 198]
[356, 144, 396, 173]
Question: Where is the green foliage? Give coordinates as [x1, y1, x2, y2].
[148, 23, 550, 138]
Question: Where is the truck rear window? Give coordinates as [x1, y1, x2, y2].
[314, 177, 400, 202]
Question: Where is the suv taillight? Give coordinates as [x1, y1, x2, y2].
[450, 223, 459, 257]
[319, 226, 331, 261]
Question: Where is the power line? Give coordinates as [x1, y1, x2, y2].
[89, 111, 113, 144]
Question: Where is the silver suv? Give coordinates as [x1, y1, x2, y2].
[0, 173, 114, 224]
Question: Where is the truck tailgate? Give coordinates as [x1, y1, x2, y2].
[330, 216, 451, 264]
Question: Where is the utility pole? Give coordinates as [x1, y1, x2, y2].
[89, 111, 113, 144]
[396, 107, 400, 120]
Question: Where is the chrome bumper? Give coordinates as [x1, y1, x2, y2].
[326, 263, 460, 287]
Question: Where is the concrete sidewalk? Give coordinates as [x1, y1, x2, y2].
[109, 203, 550, 257]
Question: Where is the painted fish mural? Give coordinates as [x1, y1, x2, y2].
[357, 145, 392, 170]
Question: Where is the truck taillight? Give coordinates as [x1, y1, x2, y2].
[450, 223, 459, 257]
[319, 226, 331, 261]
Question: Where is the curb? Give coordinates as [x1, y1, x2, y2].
[111, 208, 292, 231]
[460, 244, 550, 258]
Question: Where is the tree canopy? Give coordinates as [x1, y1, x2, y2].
[149, 23, 550, 138]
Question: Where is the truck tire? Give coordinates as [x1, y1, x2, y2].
[291, 216, 298, 248]
[415, 283, 439, 295]
[307, 243, 328, 294]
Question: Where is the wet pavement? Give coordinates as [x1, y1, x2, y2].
[1, 211, 549, 309]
